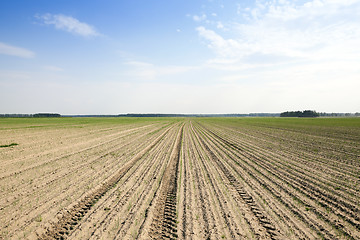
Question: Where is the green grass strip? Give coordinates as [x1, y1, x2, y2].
[0, 143, 18, 148]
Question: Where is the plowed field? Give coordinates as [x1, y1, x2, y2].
[1, 117, 359, 239]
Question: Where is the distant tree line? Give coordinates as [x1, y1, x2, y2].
[1, 112, 359, 118]
[318, 112, 360, 117]
[33, 113, 61, 118]
[0, 114, 33, 118]
[0, 113, 61, 118]
[280, 110, 319, 118]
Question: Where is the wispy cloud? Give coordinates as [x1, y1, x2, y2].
[36, 14, 100, 37]
[190, 0, 360, 112]
[197, 0, 360, 68]
[0, 42, 35, 58]
[193, 14, 207, 22]
[196, 27, 241, 58]
[216, 22, 224, 29]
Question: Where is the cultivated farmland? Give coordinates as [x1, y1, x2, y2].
[0, 117, 359, 239]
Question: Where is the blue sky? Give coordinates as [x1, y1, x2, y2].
[0, 0, 359, 114]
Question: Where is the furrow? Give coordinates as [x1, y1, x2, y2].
[192, 123, 282, 240]
[148, 124, 184, 240]
[202, 122, 360, 238]
[38, 124, 174, 239]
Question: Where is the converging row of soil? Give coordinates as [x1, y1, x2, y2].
[1, 118, 359, 239]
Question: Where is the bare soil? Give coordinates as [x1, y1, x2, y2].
[1, 118, 359, 239]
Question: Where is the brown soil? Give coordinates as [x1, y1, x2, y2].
[1, 118, 359, 240]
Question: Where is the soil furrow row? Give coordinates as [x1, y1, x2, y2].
[92, 124, 178, 239]
[207, 124, 360, 194]
[1, 124, 169, 238]
[193, 123, 282, 240]
[38, 123, 174, 239]
[195, 122, 349, 239]
[203, 122, 360, 236]
[148, 124, 184, 239]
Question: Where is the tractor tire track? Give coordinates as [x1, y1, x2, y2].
[192, 123, 281, 240]
[39, 124, 175, 239]
[201, 122, 360, 239]
[148, 124, 184, 239]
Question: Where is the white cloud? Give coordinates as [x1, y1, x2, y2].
[190, 0, 360, 112]
[196, 27, 242, 57]
[265, 0, 360, 21]
[197, 0, 360, 67]
[0, 42, 35, 58]
[36, 14, 100, 37]
[216, 22, 224, 29]
[193, 14, 207, 22]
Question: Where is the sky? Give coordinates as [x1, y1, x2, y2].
[0, 0, 359, 114]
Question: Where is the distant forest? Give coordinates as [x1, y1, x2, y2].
[280, 110, 319, 117]
[0, 113, 61, 118]
[33, 113, 61, 118]
[1, 112, 359, 118]
[280, 111, 360, 117]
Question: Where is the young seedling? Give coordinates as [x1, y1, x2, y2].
[0, 143, 18, 148]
